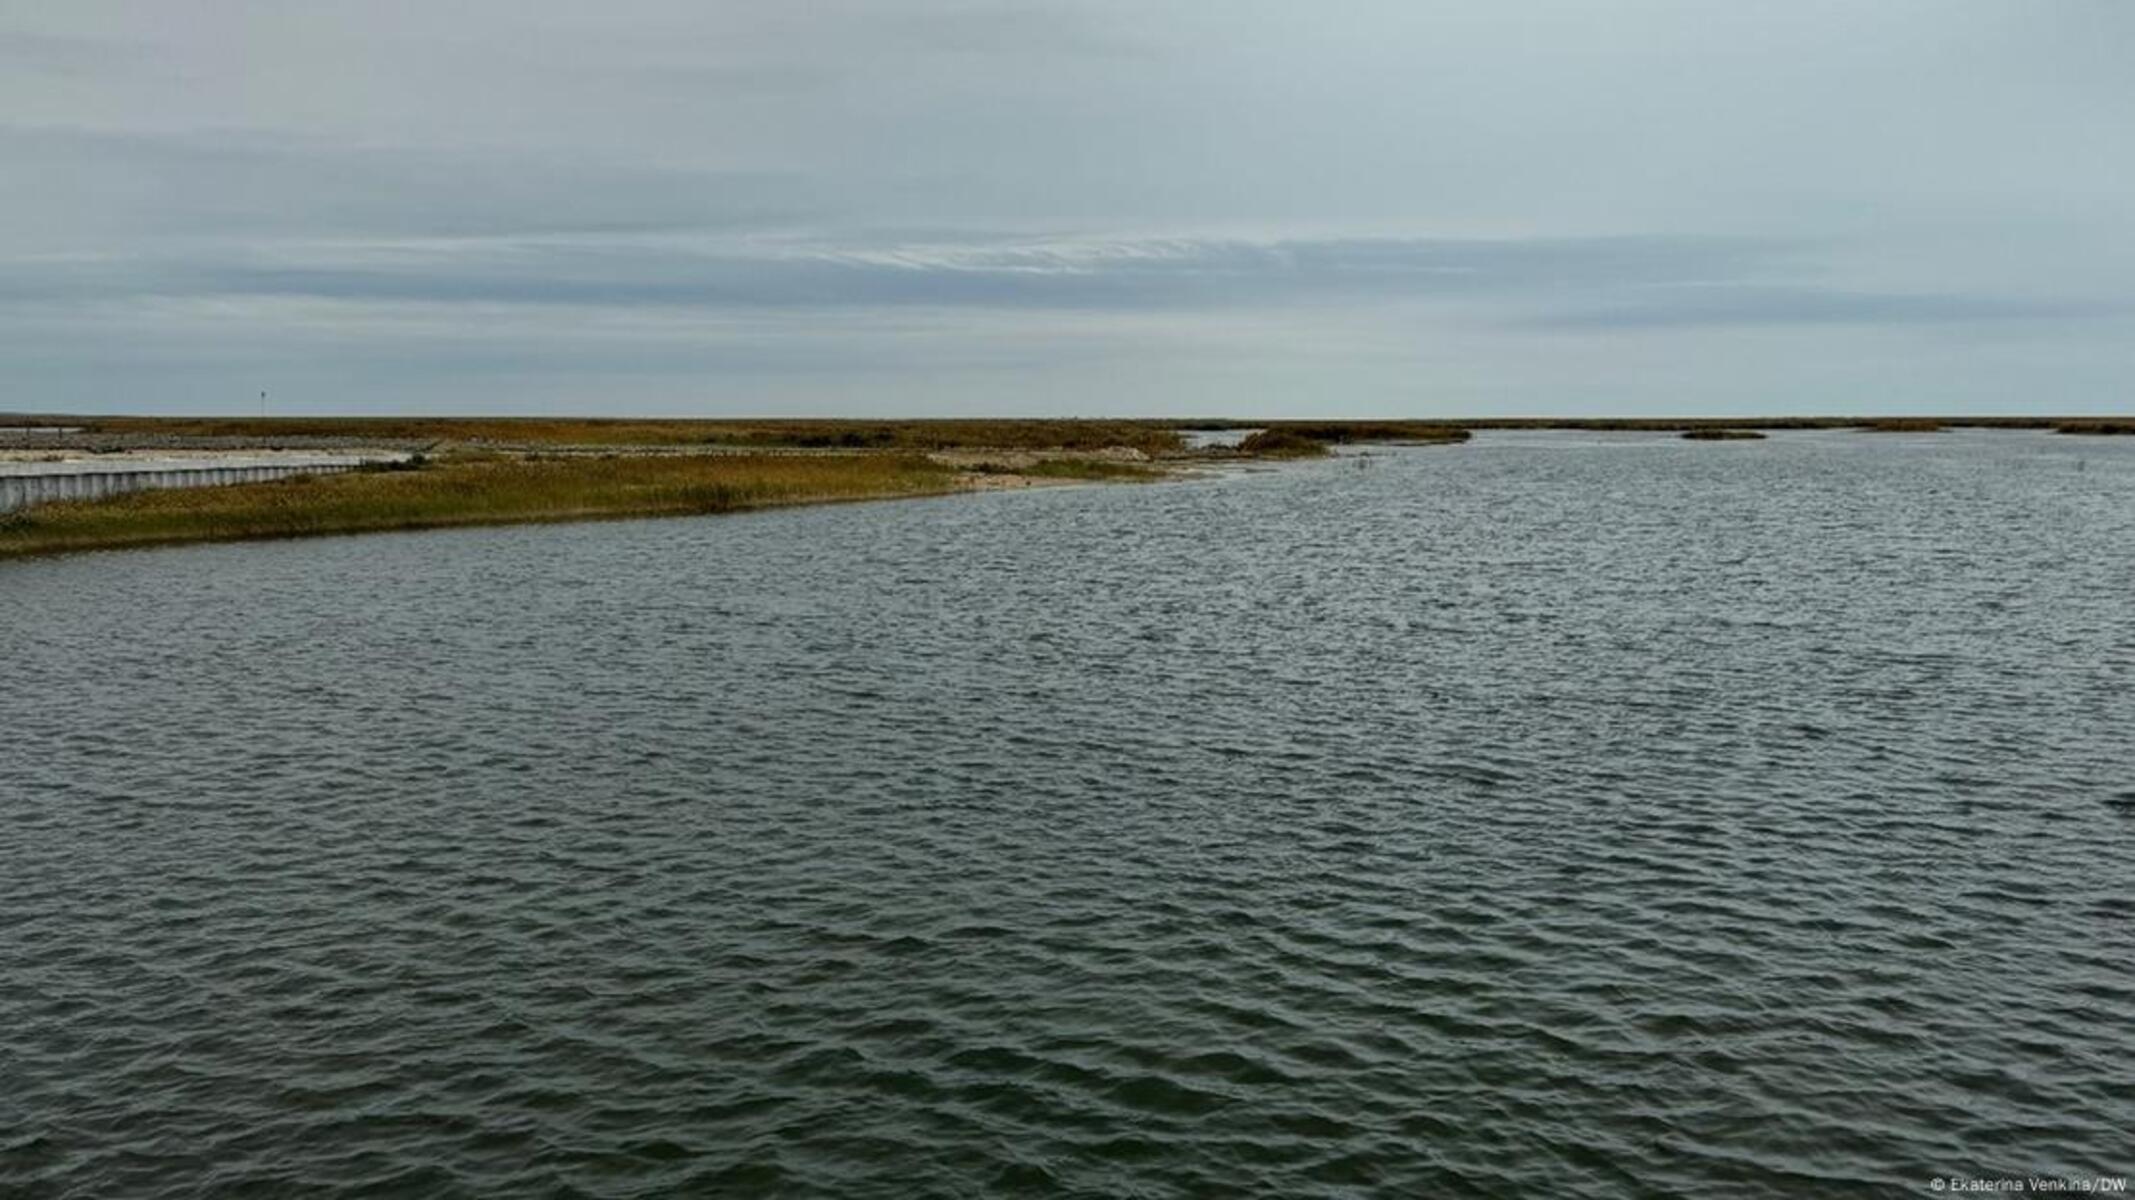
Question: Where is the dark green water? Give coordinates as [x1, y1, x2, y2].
[5, 430, 2133, 1196]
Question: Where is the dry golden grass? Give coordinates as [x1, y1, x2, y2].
[1236, 429, 1333, 458]
[963, 457, 1163, 480]
[0, 454, 961, 558]
[1227, 423, 1468, 457]
[1261, 421, 1469, 443]
[72, 416, 1187, 454]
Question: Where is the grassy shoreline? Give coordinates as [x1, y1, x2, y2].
[0, 454, 975, 560]
[9, 416, 1192, 455]
[6, 411, 2131, 558]
[1171, 416, 2131, 434]
[9, 414, 2135, 451]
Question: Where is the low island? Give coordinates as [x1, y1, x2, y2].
[0, 417, 1387, 558]
[3, 414, 2128, 558]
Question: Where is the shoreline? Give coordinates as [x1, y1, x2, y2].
[4, 413, 2132, 458]
[6, 412, 2130, 560]
[0, 451, 1174, 561]
[0, 483, 973, 561]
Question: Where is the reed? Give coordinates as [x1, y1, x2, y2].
[1164, 416, 2125, 432]
[1680, 429, 1767, 440]
[0, 453, 961, 558]
[993, 458, 1162, 480]
[2053, 420, 2135, 435]
[1261, 421, 1469, 444]
[1236, 429, 1332, 458]
[65, 416, 1186, 455]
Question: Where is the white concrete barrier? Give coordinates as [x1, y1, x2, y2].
[0, 454, 410, 513]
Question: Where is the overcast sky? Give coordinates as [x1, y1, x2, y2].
[4, 1, 2131, 417]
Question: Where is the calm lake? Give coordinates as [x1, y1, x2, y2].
[5, 430, 2133, 1196]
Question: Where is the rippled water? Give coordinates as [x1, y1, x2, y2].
[6, 430, 2134, 1197]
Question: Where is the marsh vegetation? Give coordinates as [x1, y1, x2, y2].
[1235, 429, 1333, 458]
[10, 412, 2134, 558]
[968, 458, 1163, 481]
[44, 416, 1189, 456]
[0, 453, 960, 558]
[1258, 422, 1470, 444]
[1230, 422, 1469, 458]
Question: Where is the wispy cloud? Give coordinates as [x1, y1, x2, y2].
[3, 227, 1805, 310]
[0, 125, 821, 240]
[3, 1, 2132, 415]
[0, 31, 140, 73]
[1531, 285, 2132, 330]
[13, 228, 2120, 345]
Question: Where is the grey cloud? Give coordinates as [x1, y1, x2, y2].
[0, 31, 138, 72]
[1534, 286, 2133, 331]
[864, 4, 1153, 57]
[3, 1, 2133, 416]
[27, 229, 2121, 341]
[1, 125, 821, 241]
[3, 232, 1803, 311]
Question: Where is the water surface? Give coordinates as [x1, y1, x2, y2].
[6, 431, 2133, 1196]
